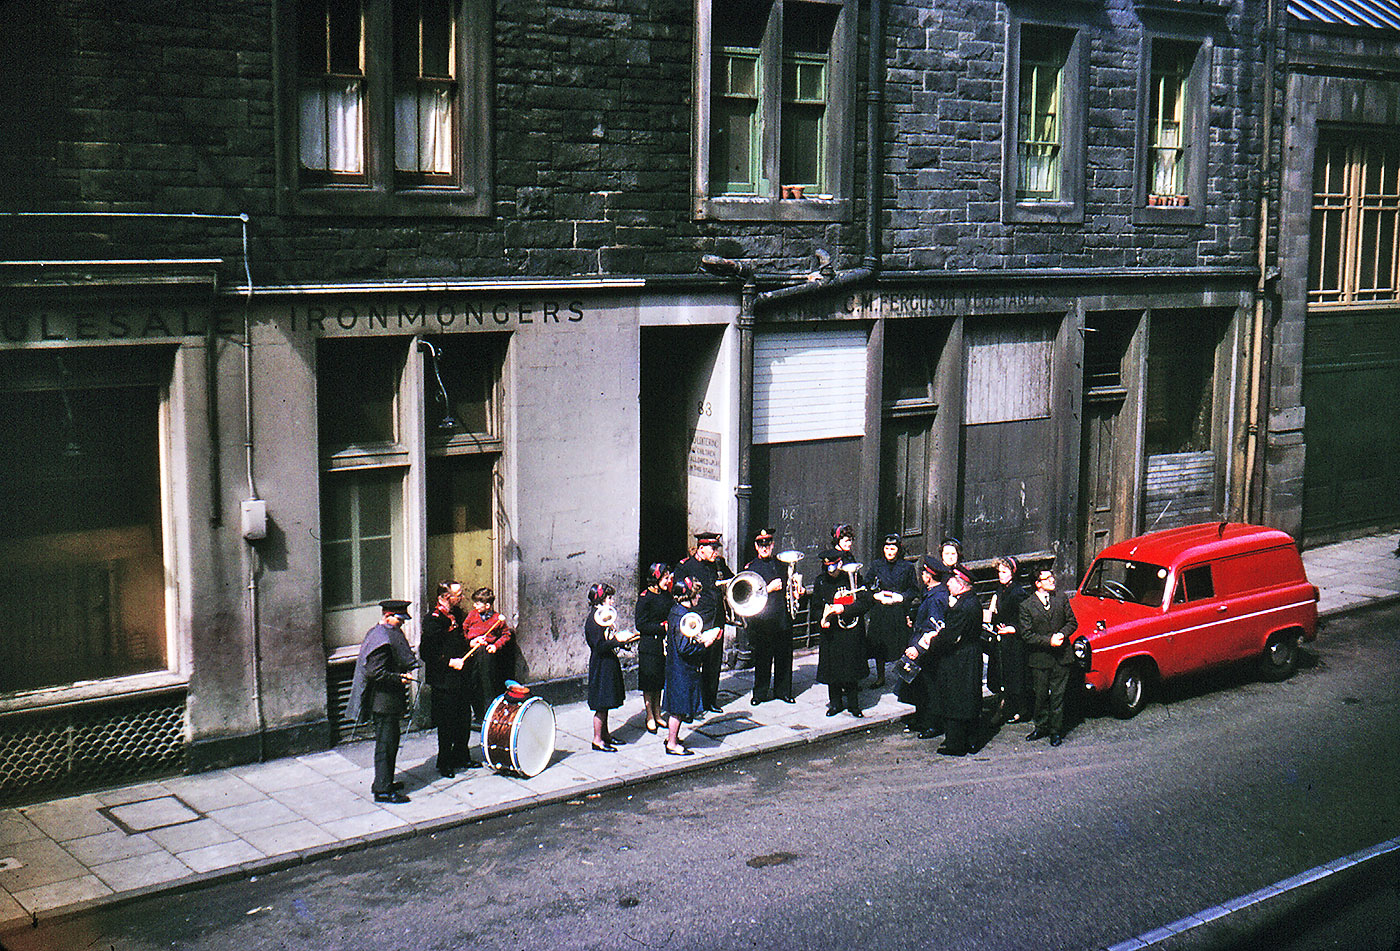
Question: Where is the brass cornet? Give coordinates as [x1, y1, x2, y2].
[822, 562, 865, 629]
[777, 550, 804, 619]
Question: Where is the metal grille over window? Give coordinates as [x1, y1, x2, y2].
[1310, 139, 1400, 306]
[0, 695, 186, 807]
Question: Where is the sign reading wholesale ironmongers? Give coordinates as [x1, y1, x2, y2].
[0, 298, 588, 345]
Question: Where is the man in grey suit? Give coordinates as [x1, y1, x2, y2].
[1018, 568, 1078, 747]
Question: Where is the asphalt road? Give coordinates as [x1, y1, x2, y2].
[7, 602, 1399, 951]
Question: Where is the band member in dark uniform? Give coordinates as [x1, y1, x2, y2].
[675, 531, 732, 713]
[1019, 567, 1078, 746]
[663, 577, 718, 756]
[985, 555, 1031, 724]
[634, 562, 674, 733]
[813, 549, 873, 717]
[419, 581, 480, 777]
[743, 527, 794, 705]
[864, 534, 919, 689]
[584, 582, 629, 752]
[928, 568, 985, 756]
[463, 586, 511, 727]
[898, 556, 949, 737]
[346, 600, 418, 803]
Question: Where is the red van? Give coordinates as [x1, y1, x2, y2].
[1071, 522, 1320, 718]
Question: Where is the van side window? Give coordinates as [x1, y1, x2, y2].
[1174, 564, 1215, 603]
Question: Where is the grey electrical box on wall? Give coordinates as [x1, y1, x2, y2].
[241, 499, 267, 541]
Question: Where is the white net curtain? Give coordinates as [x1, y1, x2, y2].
[300, 78, 365, 175]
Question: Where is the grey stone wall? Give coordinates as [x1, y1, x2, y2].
[0, 0, 1265, 285]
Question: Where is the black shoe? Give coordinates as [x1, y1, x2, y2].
[778, 695, 796, 704]
[1049, 734, 1064, 747]
[848, 706, 864, 718]
[664, 745, 694, 756]
[751, 693, 768, 706]
[437, 767, 456, 779]
[374, 791, 410, 804]
[462, 759, 482, 769]
[706, 705, 725, 714]
[825, 706, 841, 717]
[918, 728, 942, 740]
[592, 742, 618, 752]
[1026, 729, 1047, 741]
[936, 745, 969, 757]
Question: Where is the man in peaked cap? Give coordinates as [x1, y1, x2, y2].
[347, 599, 419, 803]
[743, 527, 794, 705]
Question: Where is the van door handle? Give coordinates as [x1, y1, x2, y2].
[1217, 605, 1228, 613]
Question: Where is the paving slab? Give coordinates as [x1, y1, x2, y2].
[145, 818, 241, 854]
[89, 851, 193, 892]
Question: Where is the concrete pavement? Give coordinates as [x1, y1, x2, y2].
[2, 529, 1396, 933]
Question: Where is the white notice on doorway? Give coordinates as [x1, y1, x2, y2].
[689, 430, 721, 481]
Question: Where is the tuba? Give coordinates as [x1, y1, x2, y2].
[777, 550, 804, 619]
[725, 570, 769, 619]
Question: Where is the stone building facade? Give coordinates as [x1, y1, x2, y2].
[0, 0, 1297, 799]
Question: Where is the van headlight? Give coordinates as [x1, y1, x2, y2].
[1072, 635, 1092, 672]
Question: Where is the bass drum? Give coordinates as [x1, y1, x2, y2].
[481, 693, 556, 777]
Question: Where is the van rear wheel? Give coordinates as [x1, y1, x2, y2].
[1109, 662, 1149, 719]
[1259, 631, 1301, 682]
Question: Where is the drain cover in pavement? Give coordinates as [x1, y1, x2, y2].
[100, 795, 204, 834]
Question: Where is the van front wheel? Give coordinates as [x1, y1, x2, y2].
[1108, 663, 1149, 719]
[1259, 631, 1301, 682]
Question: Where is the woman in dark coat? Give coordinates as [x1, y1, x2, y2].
[864, 534, 920, 688]
[985, 555, 1031, 723]
[585, 582, 626, 751]
[813, 549, 874, 717]
[634, 562, 674, 734]
[663, 577, 714, 756]
[928, 568, 986, 756]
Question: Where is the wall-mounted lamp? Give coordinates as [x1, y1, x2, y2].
[417, 339, 459, 431]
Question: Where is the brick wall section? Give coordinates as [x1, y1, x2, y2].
[0, 0, 1264, 285]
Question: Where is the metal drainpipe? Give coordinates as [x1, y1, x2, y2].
[236, 215, 268, 762]
[1243, 0, 1278, 522]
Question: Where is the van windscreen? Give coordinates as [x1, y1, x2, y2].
[1081, 558, 1170, 607]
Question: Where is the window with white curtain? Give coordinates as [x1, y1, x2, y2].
[394, 0, 456, 182]
[281, 0, 491, 216]
[298, 0, 367, 181]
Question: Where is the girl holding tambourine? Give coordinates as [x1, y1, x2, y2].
[662, 577, 718, 756]
[585, 582, 629, 752]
